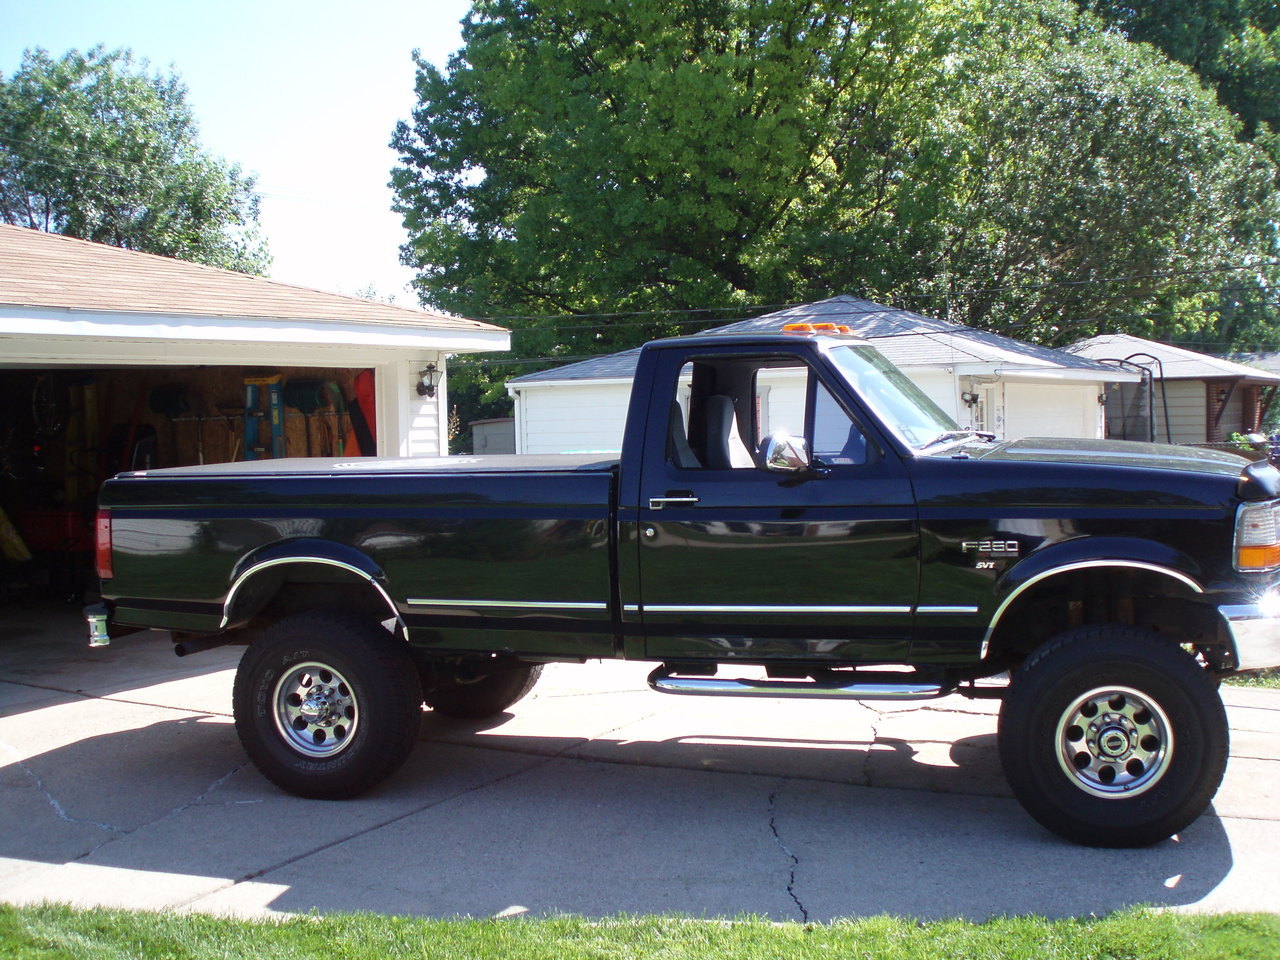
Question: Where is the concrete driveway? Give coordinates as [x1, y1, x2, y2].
[1, 604, 1277, 921]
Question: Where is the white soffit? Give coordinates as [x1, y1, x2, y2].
[0, 306, 510, 368]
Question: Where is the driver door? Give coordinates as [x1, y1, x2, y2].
[633, 348, 921, 663]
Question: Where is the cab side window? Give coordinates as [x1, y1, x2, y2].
[755, 363, 869, 467]
[667, 361, 755, 470]
[811, 377, 868, 465]
[666, 356, 870, 470]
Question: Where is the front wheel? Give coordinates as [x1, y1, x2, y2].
[998, 625, 1228, 847]
[233, 612, 423, 799]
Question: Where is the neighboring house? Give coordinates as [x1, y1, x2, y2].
[506, 295, 1136, 455]
[1065, 333, 1280, 444]
[0, 223, 508, 558]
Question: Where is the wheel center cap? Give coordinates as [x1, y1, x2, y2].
[1098, 726, 1131, 758]
[299, 693, 330, 723]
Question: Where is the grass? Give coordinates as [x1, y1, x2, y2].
[1, 906, 1278, 960]
[1225, 668, 1280, 689]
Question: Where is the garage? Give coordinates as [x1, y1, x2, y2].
[0, 224, 508, 601]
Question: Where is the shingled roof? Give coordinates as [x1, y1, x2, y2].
[0, 223, 501, 333]
[509, 295, 1119, 384]
[1066, 333, 1280, 384]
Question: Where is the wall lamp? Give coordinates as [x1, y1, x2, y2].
[417, 363, 440, 398]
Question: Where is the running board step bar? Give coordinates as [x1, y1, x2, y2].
[647, 666, 952, 701]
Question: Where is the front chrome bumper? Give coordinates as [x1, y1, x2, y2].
[1218, 602, 1280, 671]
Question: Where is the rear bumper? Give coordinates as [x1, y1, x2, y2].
[1218, 602, 1280, 671]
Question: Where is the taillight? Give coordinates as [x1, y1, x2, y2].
[95, 509, 113, 580]
[1235, 501, 1280, 571]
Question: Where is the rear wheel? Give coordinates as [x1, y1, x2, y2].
[233, 612, 422, 798]
[421, 657, 543, 719]
[998, 625, 1228, 847]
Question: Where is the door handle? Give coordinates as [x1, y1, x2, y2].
[648, 495, 700, 510]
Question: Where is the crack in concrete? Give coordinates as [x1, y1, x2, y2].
[861, 713, 883, 787]
[0, 738, 126, 837]
[767, 780, 807, 922]
[1, 730, 253, 864]
[67, 763, 254, 864]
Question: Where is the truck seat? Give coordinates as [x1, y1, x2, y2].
[705, 395, 755, 469]
[669, 402, 701, 469]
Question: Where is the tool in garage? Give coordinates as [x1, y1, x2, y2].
[343, 370, 376, 456]
[283, 379, 327, 457]
[243, 375, 285, 459]
[325, 382, 347, 456]
[217, 401, 244, 461]
[148, 384, 190, 466]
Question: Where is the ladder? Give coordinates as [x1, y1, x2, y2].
[244, 375, 285, 459]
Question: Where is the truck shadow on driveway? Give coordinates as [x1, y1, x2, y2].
[0, 709, 1238, 921]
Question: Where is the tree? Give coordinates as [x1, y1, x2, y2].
[1077, 0, 1280, 146]
[920, 1, 1280, 345]
[1069, 0, 1280, 351]
[391, 0, 949, 350]
[391, 0, 1280, 415]
[0, 46, 269, 274]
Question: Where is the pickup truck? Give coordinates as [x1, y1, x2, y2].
[87, 328, 1280, 847]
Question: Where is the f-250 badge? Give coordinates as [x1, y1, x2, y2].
[962, 540, 1020, 569]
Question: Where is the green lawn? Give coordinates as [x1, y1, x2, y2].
[1226, 668, 1280, 689]
[2, 906, 1278, 960]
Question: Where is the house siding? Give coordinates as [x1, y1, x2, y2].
[1154, 381, 1208, 445]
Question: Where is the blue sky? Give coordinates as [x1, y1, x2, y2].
[1, 0, 472, 304]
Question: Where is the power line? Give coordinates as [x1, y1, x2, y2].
[483, 291, 1279, 344]
[468, 263, 1280, 327]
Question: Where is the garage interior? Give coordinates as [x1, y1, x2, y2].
[0, 363, 379, 604]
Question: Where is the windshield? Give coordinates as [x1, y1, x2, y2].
[826, 344, 958, 449]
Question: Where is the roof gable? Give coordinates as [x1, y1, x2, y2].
[1066, 333, 1280, 384]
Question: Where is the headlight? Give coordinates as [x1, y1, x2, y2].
[1235, 501, 1280, 571]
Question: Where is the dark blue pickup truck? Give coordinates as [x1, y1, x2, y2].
[87, 329, 1280, 846]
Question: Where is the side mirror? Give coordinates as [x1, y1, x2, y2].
[762, 433, 810, 474]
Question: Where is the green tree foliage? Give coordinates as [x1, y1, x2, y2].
[392, 0, 952, 349]
[927, 2, 1280, 345]
[391, 0, 1280, 412]
[1077, 0, 1280, 145]
[0, 46, 269, 274]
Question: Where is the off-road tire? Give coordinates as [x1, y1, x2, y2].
[233, 612, 422, 799]
[422, 658, 543, 719]
[998, 624, 1228, 847]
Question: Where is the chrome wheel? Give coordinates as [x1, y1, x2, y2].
[1055, 685, 1172, 798]
[272, 661, 359, 758]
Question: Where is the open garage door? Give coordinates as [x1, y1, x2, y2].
[0, 364, 375, 603]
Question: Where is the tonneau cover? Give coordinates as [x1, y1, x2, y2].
[117, 453, 619, 479]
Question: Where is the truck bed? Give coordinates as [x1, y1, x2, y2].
[100, 455, 619, 659]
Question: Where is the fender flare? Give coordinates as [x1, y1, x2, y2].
[221, 539, 400, 630]
[981, 538, 1205, 656]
